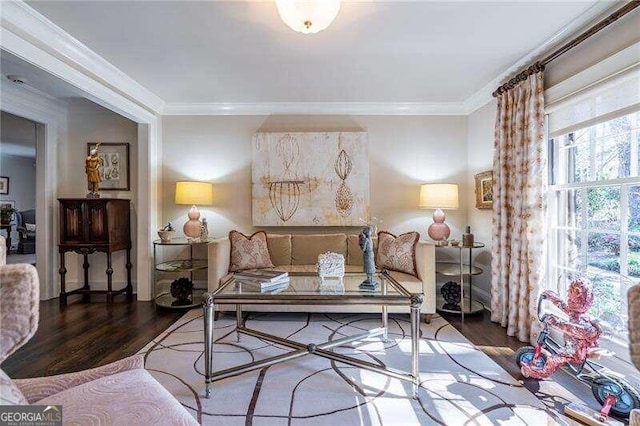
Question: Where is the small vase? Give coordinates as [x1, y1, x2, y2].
[200, 218, 209, 242]
[462, 226, 474, 247]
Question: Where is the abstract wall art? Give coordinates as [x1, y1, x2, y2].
[252, 132, 370, 226]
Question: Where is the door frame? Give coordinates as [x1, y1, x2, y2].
[1, 5, 162, 300]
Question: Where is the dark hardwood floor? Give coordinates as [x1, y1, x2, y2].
[3, 299, 610, 418]
[2, 297, 184, 379]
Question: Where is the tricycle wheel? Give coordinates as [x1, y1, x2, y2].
[515, 345, 547, 370]
[591, 376, 640, 418]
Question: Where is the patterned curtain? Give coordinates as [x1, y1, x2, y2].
[490, 69, 547, 343]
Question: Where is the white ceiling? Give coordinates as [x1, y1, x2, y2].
[25, 0, 606, 105]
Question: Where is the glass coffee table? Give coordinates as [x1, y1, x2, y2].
[202, 271, 424, 399]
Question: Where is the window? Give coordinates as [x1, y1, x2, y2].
[548, 111, 640, 344]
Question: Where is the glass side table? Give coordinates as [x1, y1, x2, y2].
[153, 238, 208, 309]
[435, 242, 485, 319]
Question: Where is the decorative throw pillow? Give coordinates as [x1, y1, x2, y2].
[229, 231, 275, 272]
[25, 223, 36, 232]
[376, 231, 420, 277]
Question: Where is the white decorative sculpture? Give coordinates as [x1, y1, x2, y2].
[317, 252, 345, 280]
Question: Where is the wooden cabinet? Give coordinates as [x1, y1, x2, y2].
[58, 198, 132, 305]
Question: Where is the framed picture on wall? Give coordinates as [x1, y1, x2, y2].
[474, 170, 493, 209]
[87, 143, 130, 191]
[0, 176, 9, 195]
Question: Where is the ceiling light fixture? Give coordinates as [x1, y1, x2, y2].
[276, 0, 341, 34]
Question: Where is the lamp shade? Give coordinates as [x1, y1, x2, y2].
[419, 184, 459, 210]
[175, 181, 213, 206]
[276, 0, 341, 34]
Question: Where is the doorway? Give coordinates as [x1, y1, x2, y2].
[0, 111, 39, 266]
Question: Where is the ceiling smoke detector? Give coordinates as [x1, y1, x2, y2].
[7, 75, 28, 85]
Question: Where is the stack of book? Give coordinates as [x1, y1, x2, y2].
[234, 270, 290, 293]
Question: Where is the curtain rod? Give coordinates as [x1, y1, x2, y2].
[492, 1, 640, 97]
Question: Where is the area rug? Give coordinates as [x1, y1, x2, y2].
[140, 310, 568, 425]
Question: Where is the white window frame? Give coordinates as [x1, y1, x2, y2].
[547, 111, 640, 348]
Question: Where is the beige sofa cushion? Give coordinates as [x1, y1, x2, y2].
[291, 234, 347, 265]
[346, 235, 378, 266]
[267, 234, 292, 266]
[387, 271, 423, 294]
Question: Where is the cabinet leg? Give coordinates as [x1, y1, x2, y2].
[82, 254, 91, 303]
[422, 314, 433, 324]
[59, 252, 67, 306]
[106, 252, 114, 303]
[125, 248, 133, 301]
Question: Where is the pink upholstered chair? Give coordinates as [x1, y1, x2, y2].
[630, 284, 640, 426]
[0, 236, 198, 425]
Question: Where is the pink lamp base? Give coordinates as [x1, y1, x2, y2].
[183, 205, 202, 238]
[427, 208, 451, 241]
[428, 223, 451, 241]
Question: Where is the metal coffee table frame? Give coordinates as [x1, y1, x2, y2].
[202, 271, 424, 399]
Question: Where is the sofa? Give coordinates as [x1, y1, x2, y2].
[16, 209, 36, 254]
[0, 236, 198, 425]
[208, 232, 436, 322]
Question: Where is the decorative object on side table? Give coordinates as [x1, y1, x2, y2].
[85, 143, 102, 198]
[317, 251, 345, 280]
[359, 226, 379, 291]
[157, 222, 176, 242]
[462, 226, 474, 247]
[170, 277, 194, 306]
[87, 142, 130, 191]
[441, 281, 461, 311]
[175, 181, 214, 239]
[474, 170, 493, 209]
[200, 218, 209, 242]
[419, 183, 459, 245]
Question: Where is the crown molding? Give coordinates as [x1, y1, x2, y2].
[1, 27, 157, 123]
[1, 0, 629, 118]
[462, 1, 624, 115]
[1, 0, 165, 115]
[163, 102, 468, 116]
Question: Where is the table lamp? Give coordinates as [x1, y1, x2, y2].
[175, 181, 213, 238]
[419, 183, 459, 243]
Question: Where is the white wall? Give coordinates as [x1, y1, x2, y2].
[58, 99, 139, 294]
[465, 101, 496, 305]
[162, 115, 469, 241]
[0, 154, 36, 248]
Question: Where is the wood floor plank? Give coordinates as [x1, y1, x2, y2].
[2, 298, 184, 379]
